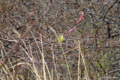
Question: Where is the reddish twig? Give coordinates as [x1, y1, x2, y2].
[64, 12, 84, 35]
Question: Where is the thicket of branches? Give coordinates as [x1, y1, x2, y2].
[0, 0, 120, 80]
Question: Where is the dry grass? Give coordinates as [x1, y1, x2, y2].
[0, 0, 120, 80]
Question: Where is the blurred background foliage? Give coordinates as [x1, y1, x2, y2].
[0, 0, 120, 80]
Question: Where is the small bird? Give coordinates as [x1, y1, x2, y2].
[57, 33, 63, 42]
[48, 26, 64, 42]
